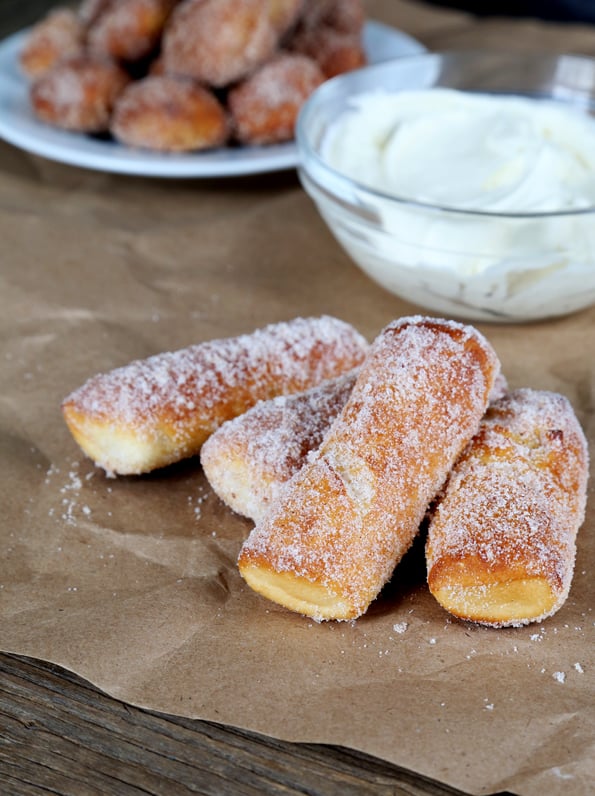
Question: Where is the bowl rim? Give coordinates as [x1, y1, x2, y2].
[296, 50, 595, 220]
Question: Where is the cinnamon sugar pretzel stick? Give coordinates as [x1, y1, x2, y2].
[426, 388, 589, 627]
[238, 316, 500, 621]
[61, 316, 368, 476]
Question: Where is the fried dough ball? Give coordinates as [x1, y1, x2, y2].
[30, 55, 130, 133]
[20, 8, 85, 79]
[86, 0, 178, 63]
[228, 52, 324, 145]
[290, 26, 366, 78]
[290, 0, 366, 76]
[161, 0, 280, 88]
[299, 0, 364, 34]
[318, 0, 365, 34]
[111, 75, 229, 151]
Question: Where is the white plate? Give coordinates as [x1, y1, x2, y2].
[0, 21, 424, 178]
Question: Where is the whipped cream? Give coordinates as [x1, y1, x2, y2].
[313, 88, 595, 320]
[323, 88, 595, 213]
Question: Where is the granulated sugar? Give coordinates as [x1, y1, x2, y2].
[48, 462, 91, 526]
[64, 316, 367, 435]
[393, 621, 408, 634]
[240, 316, 499, 619]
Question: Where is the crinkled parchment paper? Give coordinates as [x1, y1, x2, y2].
[1, 4, 594, 793]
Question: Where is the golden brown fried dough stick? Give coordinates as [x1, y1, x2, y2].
[202, 369, 507, 523]
[238, 316, 500, 621]
[61, 316, 368, 476]
[426, 388, 589, 627]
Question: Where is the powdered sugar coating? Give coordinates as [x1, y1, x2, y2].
[19, 8, 85, 79]
[86, 0, 177, 62]
[228, 52, 324, 144]
[205, 357, 508, 523]
[201, 369, 358, 520]
[161, 0, 281, 88]
[111, 75, 229, 152]
[30, 55, 130, 132]
[62, 316, 368, 474]
[239, 316, 500, 619]
[289, 24, 366, 78]
[298, 0, 364, 34]
[288, 0, 367, 80]
[426, 388, 589, 627]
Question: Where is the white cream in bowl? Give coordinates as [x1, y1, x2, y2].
[314, 88, 595, 321]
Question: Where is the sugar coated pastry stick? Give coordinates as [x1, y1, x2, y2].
[203, 367, 508, 523]
[426, 388, 589, 627]
[201, 369, 359, 522]
[61, 316, 368, 476]
[238, 316, 500, 621]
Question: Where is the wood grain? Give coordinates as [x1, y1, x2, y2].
[0, 653, 510, 796]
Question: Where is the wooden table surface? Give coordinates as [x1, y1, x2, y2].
[1, 653, 482, 796]
[2, 2, 593, 795]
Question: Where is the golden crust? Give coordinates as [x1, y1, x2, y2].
[161, 0, 281, 88]
[289, 25, 366, 78]
[288, 0, 366, 77]
[30, 55, 130, 133]
[61, 403, 213, 477]
[19, 8, 85, 79]
[203, 364, 506, 525]
[238, 316, 500, 620]
[61, 316, 368, 476]
[111, 75, 230, 152]
[23, 0, 369, 149]
[241, 558, 355, 619]
[86, 0, 177, 63]
[426, 388, 589, 627]
[228, 53, 324, 145]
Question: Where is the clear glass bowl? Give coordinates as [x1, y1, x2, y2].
[296, 52, 595, 322]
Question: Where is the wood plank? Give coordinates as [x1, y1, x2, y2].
[0, 654, 501, 796]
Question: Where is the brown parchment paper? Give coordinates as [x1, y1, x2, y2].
[1, 3, 594, 795]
